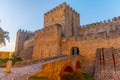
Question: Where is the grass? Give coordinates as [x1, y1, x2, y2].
[0, 58, 22, 67]
[61, 71, 94, 80]
[61, 71, 85, 80]
[28, 76, 51, 80]
[28, 71, 94, 80]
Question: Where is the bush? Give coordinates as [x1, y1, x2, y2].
[0, 58, 22, 67]
[61, 71, 94, 80]
[0, 59, 8, 67]
[61, 71, 85, 80]
[12, 58, 22, 65]
[28, 71, 94, 80]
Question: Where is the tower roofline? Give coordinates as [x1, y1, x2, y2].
[44, 2, 79, 16]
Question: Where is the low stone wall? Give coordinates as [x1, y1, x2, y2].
[14, 59, 41, 67]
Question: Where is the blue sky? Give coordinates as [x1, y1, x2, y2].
[0, 0, 120, 51]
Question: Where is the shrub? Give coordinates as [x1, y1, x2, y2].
[61, 71, 94, 80]
[0, 58, 22, 67]
[61, 71, 85, 80]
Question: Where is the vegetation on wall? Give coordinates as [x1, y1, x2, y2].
[61, 71, 85, 80]
[61, 71, 94, 80]
[28, 71, 94, 80]
[82, 73, 94, 80]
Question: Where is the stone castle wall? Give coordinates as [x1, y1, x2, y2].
[32, 24, 62, 60]
[24, 37, 34, 48]
[65, 4, 80, 37]
[60, 36, 120, 74]
[20, 37, 34, 60]
[15, 29, 34, 58]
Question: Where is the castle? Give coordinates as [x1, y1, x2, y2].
[15, 2, 120, 75]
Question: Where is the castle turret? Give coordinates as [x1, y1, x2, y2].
[15, 29, 34, 58]
[44, 2, 80, 38]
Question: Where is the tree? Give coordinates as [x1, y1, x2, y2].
[0, 27, 10, 47]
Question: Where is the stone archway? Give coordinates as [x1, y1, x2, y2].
[60, 65, 74, 80]
[59, 63, 74, 77]
[64, 66, 73, 73]
[76, 61, 81, 70]
[71, 47, 79, 55]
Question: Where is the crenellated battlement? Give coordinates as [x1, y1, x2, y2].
[44, 2, 66, 16]
[77, 16, 120, 40]
[17, 29, 34, 40]
[78, 16, 120, 36]
[80, 16, 120, 29]
[66, 4, 80, 17]
[44, 2, 79, 17]
[18, 29, 34, 35]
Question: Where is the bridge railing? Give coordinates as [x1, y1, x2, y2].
[14, 55, 67, 67]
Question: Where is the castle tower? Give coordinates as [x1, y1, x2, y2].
[44, 2, 80, 38]
[15, 29, 34, 58]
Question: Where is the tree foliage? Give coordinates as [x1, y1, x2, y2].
[0, 27, 10, 47]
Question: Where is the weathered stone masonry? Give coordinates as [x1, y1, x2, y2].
[15, 29, 34, 60]
[94, 48, 120, 80]
[32, 24, 61, 60]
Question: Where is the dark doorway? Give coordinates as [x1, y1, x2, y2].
[71, 47, 79, 55]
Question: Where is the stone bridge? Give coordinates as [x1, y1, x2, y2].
[0, 55, 81, 80]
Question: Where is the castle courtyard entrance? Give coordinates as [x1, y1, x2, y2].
[71, 47, 79, 55]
